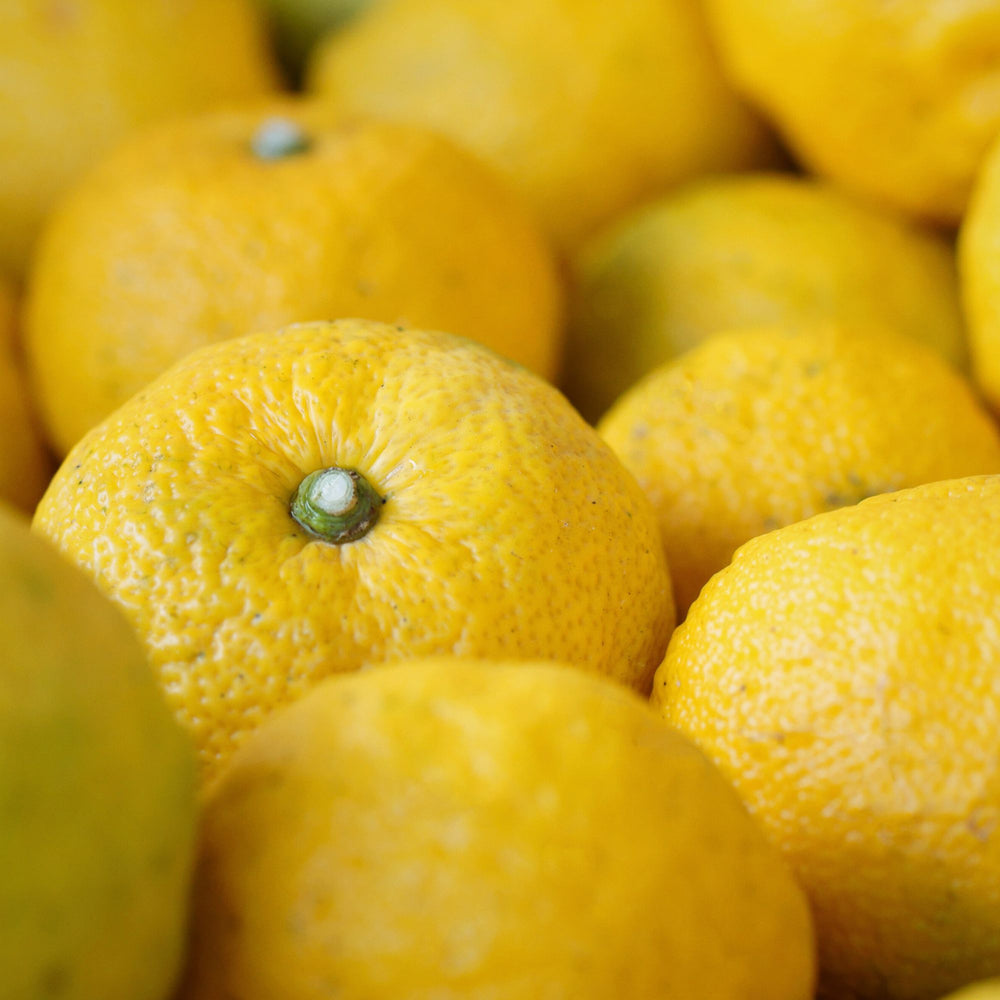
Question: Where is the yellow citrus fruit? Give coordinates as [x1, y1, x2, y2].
[653, 475, 1000, 1000]
[25, 99, 565, 457]
[565, 172, 969, 422]
[599, 322, 1000, 617]
[0, 0, 279, 278]
[0, 500, 196, 1000]
[959, 132, 1000, 414]
[178, 657, 816, 1000]
[306, 0, 776, 251]
[33, 319, 674, 782]
[703, 0, 1000, 226]
[0, 274, 50, 513]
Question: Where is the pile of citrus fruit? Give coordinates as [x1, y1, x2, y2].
[5, 2, 1000, 999]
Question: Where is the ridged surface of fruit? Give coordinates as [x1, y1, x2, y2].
[34, 320, 673, 781]
[656, 476, 1000, 999]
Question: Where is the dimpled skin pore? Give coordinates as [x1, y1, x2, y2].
[33, 320, 674, 782]
[654, 476, 1000, 1000]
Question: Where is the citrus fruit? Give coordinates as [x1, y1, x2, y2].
[0, 500, 196, 1000]
[25, 99, 565, 457]
[306, 0, 776, 250]
[178, 657, 816, 1000]
[565, 172, 969, 422]
[32, 319, 674, 781]
[653, 475, 1000, 1000]
[703, 0, 1000, 226]
[0, 273, 50, 513]
[26, 101, 563, 454]
[599, 322, 1000, 617]
[0, 0, 279, 278]
[959, 131, 1000, 413]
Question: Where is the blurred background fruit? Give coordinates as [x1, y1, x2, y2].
[0, 0, 280, 279]
[306, 0, 778, 251]
[24, 99, 565, 456]
[599, 322, 1000, 617]
[179, 658, 815, 1000]
[34, 320, 673, 781]
[564, 172, 968, 423]
[0, 272, 50, 513]
[656, 476, 1000, 1000]
[256, 0, 376, 81]
[0, 501, 197, 1000]
[960, 129, 1000, 414]
[703, 0, 1000, 226]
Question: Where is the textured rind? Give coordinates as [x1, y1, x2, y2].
[655, 475, 1000, 1000]
[180, 659, 815, 1000]
[599, 323, 1000, 616]
[34, 320, 674, 780]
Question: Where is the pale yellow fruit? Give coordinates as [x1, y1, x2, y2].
[656, 476, 1000, 999]
[599, 323, 1000, 616]
[703, 0, 1000, 225]
[566, 172, 968, 422]
[307, 0, 776, 250]
[0, 0, 279, 277]
[179, 657, 815, 1000]
[25, 101, 565, 456]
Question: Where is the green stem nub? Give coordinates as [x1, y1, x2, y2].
[290, 467, 383, 544]
[251, 116, 311, 160]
